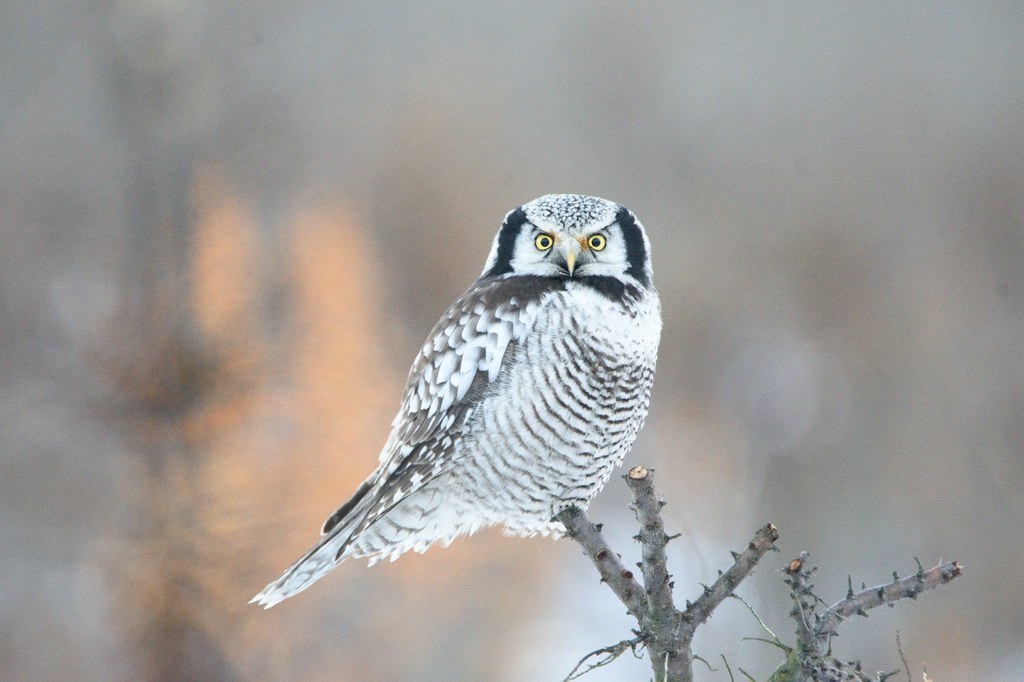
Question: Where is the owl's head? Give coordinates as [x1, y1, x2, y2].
[480, 194, 654, 290]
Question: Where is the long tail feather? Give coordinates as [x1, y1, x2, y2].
[250, 523, 357, 608]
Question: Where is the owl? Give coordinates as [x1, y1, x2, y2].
[253, 194, 661, 607]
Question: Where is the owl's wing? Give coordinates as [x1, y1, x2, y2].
[391, 280, 539, 445]
[320, 276, 558, 537]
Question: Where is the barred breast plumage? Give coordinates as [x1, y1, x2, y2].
[253, 194, 661, 607]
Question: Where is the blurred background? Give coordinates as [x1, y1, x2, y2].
[2, 3, 1022, 680]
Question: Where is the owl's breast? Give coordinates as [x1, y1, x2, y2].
[552, 282, 662, 369]
[447, 283, 659, 526]
[474, 284, 660, 453]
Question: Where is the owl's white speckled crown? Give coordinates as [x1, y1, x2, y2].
[522, 194, 620, 232]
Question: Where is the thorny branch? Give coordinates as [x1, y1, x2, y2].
[772, 554, 964, 682]
[626, 467, 677, 633]
[682, 524, 780, 631]
[561, 635, 644, 682]
[557, 466, 778, 682]
[556, 506, 646, 620]
[556, 465, 963, 682]
[819, 559, 964, 636]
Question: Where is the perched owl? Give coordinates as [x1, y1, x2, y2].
[253, 194, 661, 607]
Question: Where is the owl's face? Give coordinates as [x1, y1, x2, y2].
[481, 194, 653, 290]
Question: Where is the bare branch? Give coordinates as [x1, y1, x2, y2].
[558, 467, 960, 682]
[895, 631, 912, 682]
[775, 554, 964, 682]
[624, 466, 688, 679]
[783, 552, 821, 659]
[556, 506, 646, 620]
[559, 467, 778, 682]
[561, 636, 644, 682]
[625, 466, 676, 626]
[818, 560, 963, 636]
[682, 524, 779, 633]
[731, 593, 785, 650]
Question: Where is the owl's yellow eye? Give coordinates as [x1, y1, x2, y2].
[588, 234, 607, 251]
[535, 234, 554, 251]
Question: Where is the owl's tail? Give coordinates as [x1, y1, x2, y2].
[249, 524, 355, 608]
[250, 481, 376, 608]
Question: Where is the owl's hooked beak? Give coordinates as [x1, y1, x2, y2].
[564, 247, 577, 277]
